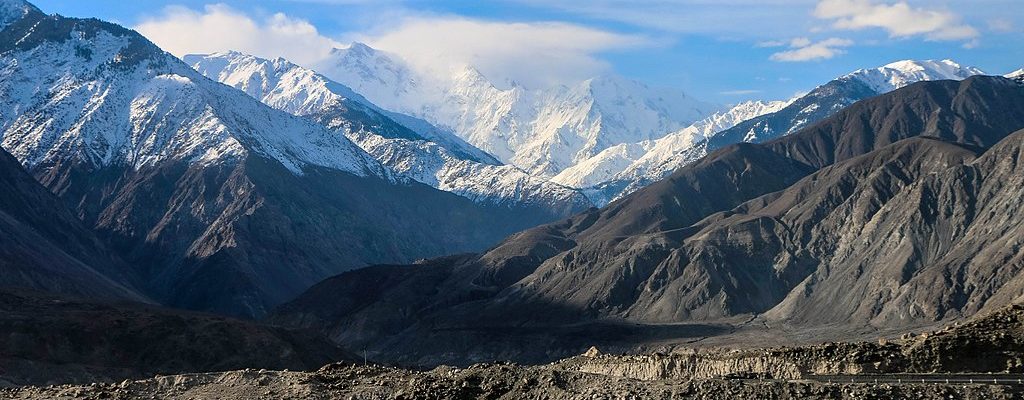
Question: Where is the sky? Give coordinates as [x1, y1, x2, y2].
[31, 0, 1024, 103]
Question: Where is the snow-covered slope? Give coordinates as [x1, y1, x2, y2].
[551, 100, 790, 188]
[577, 59, 985, 205]
[1008, 69, 1024, 83]
[313, 43, 720, 178]
[0, 6, 383, 178]
[187, 51, 591, 212]
[187, 51, 495, 164]
[846, 59, 985, 94]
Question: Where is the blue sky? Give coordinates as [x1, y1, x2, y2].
[32, 0, 1024, 103]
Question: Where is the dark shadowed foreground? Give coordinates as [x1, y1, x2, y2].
[6, 302, 1024, 399]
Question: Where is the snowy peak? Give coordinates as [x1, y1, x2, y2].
[315, 43, 423, 107]
[845, 59, 985, 93]
[550, 99, 789, 189]
[311, 41, 720, 178]
[192, 50, 590, 212]
[578, 74, 717, 131]
[564, 59, 983, 206]
[0, 8, 384, 178]
[187, 51, 349, 117]
[187, 51, 496, 164]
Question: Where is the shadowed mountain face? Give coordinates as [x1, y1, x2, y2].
[35, 155, 544, 318]
[0, 2, 560, 318]
[271, 76, 1024, 364]
[0, 147, 143, 302]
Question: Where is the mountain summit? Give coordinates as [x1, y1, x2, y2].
[313, 42, 721, 177]
[186, 51, 592, 216]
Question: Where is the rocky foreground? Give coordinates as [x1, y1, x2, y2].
[5, 304, 1024, 399]
[4, 362, 1020, 400]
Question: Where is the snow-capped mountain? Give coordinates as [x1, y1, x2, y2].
[707, 59, 985, 148]
[187, 51, 591, 213]
[0, 0, 585, 317]
[847, 59, 985, 94]
[187, 51, 495, 165]
[1008, 68, 1024, 83]
[578, 59, 986, 205]
[551, 99, 791, 189]
[0, 11, 383, 178]
[313, 43, 721, 177]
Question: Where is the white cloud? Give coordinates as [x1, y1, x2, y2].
[355, 16, 651, 88]
[134, 4, 649, 88]
[770, 37, 854, 62]
[789, 37, 813, 48]
[813, 0, 979, 42]
[135, 4, 342, 66]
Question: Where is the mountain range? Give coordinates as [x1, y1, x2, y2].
[183, 44, 990, 212]
[0, 0, 577, 318]
[2, 0, 1024, 386]
[185, 51, 591, 216]
[270, 75, 1024, 365]
[312, 43, 721, 178]
[576, 59, 986, 205]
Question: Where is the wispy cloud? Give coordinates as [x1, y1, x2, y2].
[135, 4, 342, 65]
[134, 4, 651, 88]
[770, 37, 854, 62]
[352, 16, 652, 88]
[813, 0, 979, 43]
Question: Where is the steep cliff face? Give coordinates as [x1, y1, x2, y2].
[272, 76, 1024, 364]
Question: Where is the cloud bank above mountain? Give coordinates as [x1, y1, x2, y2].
[136, 4, 650, 88]
[136, 4, 344, 66]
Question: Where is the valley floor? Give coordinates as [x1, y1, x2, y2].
[8, 302, 1024, 399]
[4, 361, 1021, 400]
